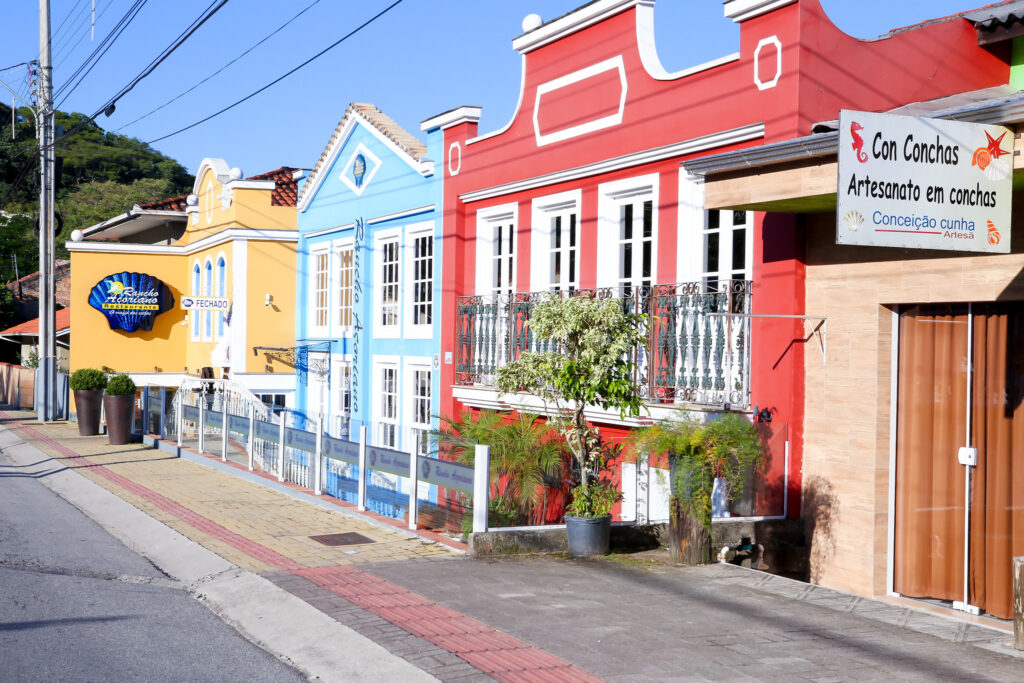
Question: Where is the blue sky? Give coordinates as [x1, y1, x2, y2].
[0, 1, 983, 178]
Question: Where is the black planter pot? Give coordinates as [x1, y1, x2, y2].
[565, 514, 611, 557]
[103, 394, 134, 445]
[74, 389, 104, 436]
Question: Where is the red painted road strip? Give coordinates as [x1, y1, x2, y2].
[0, 414, 602, 682]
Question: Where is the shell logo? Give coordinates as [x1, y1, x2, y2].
[987, 220, 1000, 246]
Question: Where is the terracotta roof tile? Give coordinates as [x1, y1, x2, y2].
[299, 103, 427, 206]
[6, 260, 71, 307]
[0, 306, 72, 337]
[139, 195, 188, 212]
[246, 167, 299, 207]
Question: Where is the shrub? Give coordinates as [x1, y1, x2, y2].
[105, 373, 136, 396]
[69, 368, 107, 392]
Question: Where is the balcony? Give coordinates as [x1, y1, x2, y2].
[455, 281, 752, 411]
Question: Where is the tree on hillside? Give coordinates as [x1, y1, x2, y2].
[56, 178, 180, 255]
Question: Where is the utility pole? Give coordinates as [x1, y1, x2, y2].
[37, 0, 56, 421]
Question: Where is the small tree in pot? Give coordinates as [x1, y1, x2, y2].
[103, 373, 136, 445]
[632, 413, 763, 564]
[494, 295, 645, 557]
[70, 368, 107, 436]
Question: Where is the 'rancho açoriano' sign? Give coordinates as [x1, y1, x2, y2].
[837, 110, 1011, 253]
[88, 271, 175, 332]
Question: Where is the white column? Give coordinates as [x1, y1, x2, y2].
[220, 399, 228, 462]
[314, 416, 323, 496]
[408, 436, 418, 531]
[357, 424, 367, 511]
[198, 391, 205, 453]
[473, 444, 490, 534]
[277, 412, 286, 482]
[247, 402, 255, 471]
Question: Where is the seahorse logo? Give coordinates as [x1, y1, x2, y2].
[851, 121, 868, 163]
[988, 220, 1000, 245]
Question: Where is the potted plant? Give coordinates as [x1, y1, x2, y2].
[494, 294, 646, 557]
[70, 368, 107, 436]
[434, 410, 568, 529]
[103, 373, 136, 445]
[632, 413, 763, 565]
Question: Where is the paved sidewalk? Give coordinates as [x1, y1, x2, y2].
[2, 411, 1022, 682]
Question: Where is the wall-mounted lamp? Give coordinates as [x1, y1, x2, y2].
[264, 364, 272, 373]
[753, 405, 773, 423]
[264, 293, 272, 307]
[153, 366, 160, 373]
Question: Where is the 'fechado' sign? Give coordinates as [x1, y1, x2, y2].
[180, 296, 230, 311]
[837, 110, 1011, 253]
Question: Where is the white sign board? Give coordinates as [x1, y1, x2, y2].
[180, 296, 230, 311]
[837, 110, 1011, 253]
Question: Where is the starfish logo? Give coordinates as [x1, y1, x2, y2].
[972, 131, 1011, 180]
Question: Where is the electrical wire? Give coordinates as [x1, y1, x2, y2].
[113, 0, 322, 133]
[52, 0, 116, 74]
[50, 0, 91, 59]
[147, 0, 404, 145]
[54, 0, 149, 109]
[95, 0, 229, 118]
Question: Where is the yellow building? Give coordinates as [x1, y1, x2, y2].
[68, 158, 302, 405]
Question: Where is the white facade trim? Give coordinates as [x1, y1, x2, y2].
[512, 0, 642, 54]
[367, 204, 434, 226]
[723, 0, 797, 22]
[299, 111, 430, 212]
[229, 372, 296, 393]
[459, 123, 765, 203]
[66, 229, 299, 255]
[451, 385, 706, 427]
[467, 55, 526, 145]
[305, 222, 356, 239]
[338, 142, 383, 197]
[754, 36, 783, 90]
[636, 3, 739, 80]
[420, 106, 482, 132]
[230, 241, 247, 375]
[475, 202, 519, 296]
[533, 55, 628, 147]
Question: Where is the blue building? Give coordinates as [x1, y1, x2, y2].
[294, 103, 442, 514]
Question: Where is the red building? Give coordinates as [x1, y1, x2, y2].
[422, 0, 1011, 590]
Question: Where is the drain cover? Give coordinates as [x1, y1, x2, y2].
[309, 532, 375, 547]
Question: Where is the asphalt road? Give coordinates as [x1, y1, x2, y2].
[0, 449, 308, 683]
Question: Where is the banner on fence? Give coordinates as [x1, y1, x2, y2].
[204, 411, 223, 429]
[418, 457, 475, 494]
[285, 427, 317, 453]
[323, 435, 359, 465]
[227, 414, 250, 435]
[182, 404, 199, 421]
[254, 419, 278, 442]
[366, 446, 410, 477]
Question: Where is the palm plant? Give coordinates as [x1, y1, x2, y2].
[433, 410, 568, 526]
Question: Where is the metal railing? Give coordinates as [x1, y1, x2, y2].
[456, 280, 753, 409]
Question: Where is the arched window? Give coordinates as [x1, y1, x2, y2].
[216, 256, 227, 339]
[204, 259, 213, 341]
[191, 262, 200, 340]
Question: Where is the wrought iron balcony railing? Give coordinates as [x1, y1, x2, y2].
[455, 281, 753, 410]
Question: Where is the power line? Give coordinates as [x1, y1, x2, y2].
[148, 0, 404, 145]
[96, 0, 230, 118]
[114, 0, 322, 134]
[52, 0, 116, 74]
[51, 0, 90, 56]
[54, 0, 149, 109]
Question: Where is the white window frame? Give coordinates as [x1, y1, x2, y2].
[332, 355, 352, 419]
[373, 356, 400, 449]
[215, 252, 227, 341]
[701, 209, 753, 293]
[676, 173, 706, 285]
[309, 245, 330, 336]
[475, 202, 518, 297]
[190, 260, 201, 341]
[403, 357, 432, 458]
[597, 174, 659, 294]
[373, 228, 402, 339]
[332, 237, 355, 336]
[404, 221, 435, 339]
[202, 257, 213, 342]
[531, 189, 582, 293]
